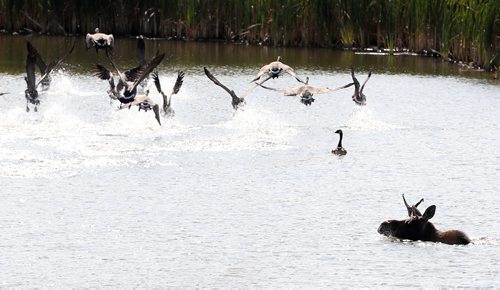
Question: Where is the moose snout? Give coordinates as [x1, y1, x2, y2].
[378, 220, 392, 235]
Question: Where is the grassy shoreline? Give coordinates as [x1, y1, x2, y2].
[1, 0, 498, 71]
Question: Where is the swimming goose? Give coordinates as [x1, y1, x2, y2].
[251, 56, 305, 85]
[29, 40, 75, 90]
[151, 71, 184, 116]
[94, 50, 165, 125]
[332, 129, 347, 155]
[258, 77, 354, 106]
[351, 67, 372, 105]
[204, 67, 246, 109]
[86, 28, 114, 52]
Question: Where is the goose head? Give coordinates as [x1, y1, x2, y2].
[300, 89, 315, 106]
[270, 66, 282, 77]
[24, 89, 38, 102]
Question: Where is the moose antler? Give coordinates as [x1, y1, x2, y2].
[402, 194, 424, 217]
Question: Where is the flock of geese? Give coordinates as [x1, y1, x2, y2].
[8, 29, 476, 246]
[16, 28, 373, 153]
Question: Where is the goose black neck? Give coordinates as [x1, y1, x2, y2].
[337, 131, 343, 148]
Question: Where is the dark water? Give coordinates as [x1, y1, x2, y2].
[0, 34, 496, 80]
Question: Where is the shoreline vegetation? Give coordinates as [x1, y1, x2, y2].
[0, 0, 498, 72]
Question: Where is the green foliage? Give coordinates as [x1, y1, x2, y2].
[0, 0, 498, 70]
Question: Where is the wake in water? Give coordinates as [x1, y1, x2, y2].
[340, 105, 400, 130]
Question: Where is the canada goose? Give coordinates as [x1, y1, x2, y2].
[93, 50, 165, 125]
[204, 67, 246, 109]
[378, 196, 471, 245]
[351, 67, 372, 105]
[258, 77, 354, 106]
[136, 36, 151, 94]
[24, 41, 74, 112]
[332, 129, 347, 155]
[93, 63, 148, 101]
[137, 36, 146, 67]
[28, 40, 75, 90]
[24, 42, 41, 112]
[251, 56, 305, 85]
[85, 28, 114, 52]
[119, 94, 161, 125]
[151, 71, 184, 117]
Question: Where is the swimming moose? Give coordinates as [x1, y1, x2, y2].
[377, 194, 470, 245]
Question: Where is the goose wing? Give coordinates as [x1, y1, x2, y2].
[250, 64, 271, 82]
[151, 72, 168, 108]
[124, 66, 143, 82]
[34, 41, 75, 88]
[93, 64, 113, 80]
[152, 71, 184, 112]
[85, 33, 95, 48]
[127, 53, 165, 93]
[280, 63, 305, 84]
[308, 82, 355, 94]
[106, 34, 114, 47]
[137, 37, 146, 66]
[170, 71, 185, 95]
[105, 49, 130, 89]
[26, 42, 37, 91]
[360, 72, 372, 93]
[351, 67, 360, 94]
[204, 67, 241, 104]
[50, 40, 76, 69]
[258, 83, 303, 96]
[28, 43, 48, 75]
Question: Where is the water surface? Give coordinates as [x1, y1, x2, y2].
[0, 35, 499, 287]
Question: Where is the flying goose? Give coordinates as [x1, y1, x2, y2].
[204, 67, 247, 109]
[93, 50, 165, 125]
[29, 40, 75, 90]
[332, 129, 347, 155]
[24, 41, 74, 112]
[135, 36, 150, 94]
[251, 56, 305, 85]
[86, 28, 114, 52]
[258, 77, 354, 106]
[151, 71, 184, 116]
[24, 42, 41, 112]
[351, 67, 372, 105]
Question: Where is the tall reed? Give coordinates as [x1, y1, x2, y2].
[0, 0, 498, 70]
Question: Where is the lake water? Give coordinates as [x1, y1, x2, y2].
[0, 35, 499, 287]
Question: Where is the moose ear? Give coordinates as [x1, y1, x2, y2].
[423, 205, 436, 220]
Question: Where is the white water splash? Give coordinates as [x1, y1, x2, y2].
[340, 106, 400, 130]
